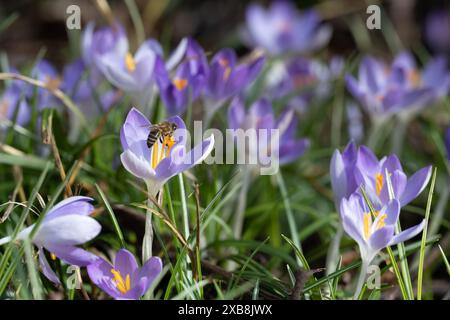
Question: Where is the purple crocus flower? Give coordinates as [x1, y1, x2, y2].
[30, 59, 63, 109]
[205, 48, 264, 101]
[354, 145, 432, 209]
[0, 196, 101, 284]
[98, 41, 157, 98]
[120, 107, 214, 195]
[81, 21, 129, 70]
[244, 1, 331, 55]
[87, 248, 162, 300]
[228, 96, 309, 170]
[330, 141, 358, 209]
[345, 55, 435, 118]
[340, 193, 425, 265]
[425, 9, 450, 55]
[155, 38, 208, 115]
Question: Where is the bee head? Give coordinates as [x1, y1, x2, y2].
[171, 123, 178, 131]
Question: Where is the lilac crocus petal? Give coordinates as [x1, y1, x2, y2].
[339, 195, 366, 246]
[228, 96, 245, 130]
[33, 215, 101, 247]
[46, 244, 98, 266]
[139, 256, 163, 293]
[389, 220, 426, 246]
[369, 225, 395, 252]
[44, 196, 94, 221]
[330, 149, 347, 205]
[357, 145, 379, 176]
[383, 199, 400, 225]
[120, 148, 156, 180]
[399, 166, 432, 206]
[87, 257, 122, 298]
[120, 107, 151, 149]
[166, 38, 188, 70]
[114, 249, 139, 278]
[38, 247, 61, 285]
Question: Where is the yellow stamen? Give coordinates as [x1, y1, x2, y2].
[173, 78, 188, 90]
[125, 52, 136, 73]
[218, 58, 231, 81]
[363, 213, 371, 240]
[375, 173, 383, 196]
[50, 253, 57, 261]
[151, 141, 160, 169]
[408, 70, 420, 87]
[111, 269, 131, 295]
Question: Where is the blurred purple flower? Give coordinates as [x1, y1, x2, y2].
[330, 141, 358, 209]
[205, 48, 264, 101]
[346, 53, 447, 118]
[346, 102, 364, 143]
[0, 84, 30, 127]
[30, 59, 63, 109]
[267, 57, 342, 113]
[87, 248, 162, 300]
[244, 1, 331, 55]
[120, 107, 214, 195]
[81, 21, 129, 70]
[0, 196, 101, 284]
[155, 38, 208, 115]
[425, 9, 450, 55]
[98, 41, 157, 97]
[355, 145, 432, 209]
[340, 193, 424, 264]
[228, 96, 309, 167]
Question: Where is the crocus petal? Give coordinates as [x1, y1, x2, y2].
[369, 225, 395, 252]
[357, 145, 380, 176]
[45, 244, 98, 266]
[44, 196, 94, 221]
[120, 107, 151, 149]
[166, 38, 188, 71]
[114, 249, 139, 280]
[38, 247, 61, 285]
[388, 220, 426, 246]
[34, 215, 101, 247]
[330, 149, 347, 206]
[228, 96, 246, 130]
[399, 166, 432, 206]
[120, 149, 156, 181]
[87, 257, 121, 298]
[384, 199, 400, 225]
[138, 256, 163, 293]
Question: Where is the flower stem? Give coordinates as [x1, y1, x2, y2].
[178, 173, 190, 239]
[142, 197, 154, 263]
[232, 168, 251, 239]
[353, 260, 368, 300]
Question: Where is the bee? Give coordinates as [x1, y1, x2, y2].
[146, 121, 178, 149]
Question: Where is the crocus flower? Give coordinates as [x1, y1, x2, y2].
[30, 59, 63, 109]
[120, 107, 214, 195]
[340, 193, 425, 266]
[391, 51, 450, 100]
[81, 21, 129, 70]
[345, 55, 435, 119]
[155, 38, 208, 115]
[267, 56, 342, 113]
[244, 1, 331, 55]
[0, 196, 101, 284]
[354, 145, 432, 209]
[87, 248, 162, 300]
[205, 48, 264, 102]
[0, 84, 30, 127]
[98, 40, 157, 101]
[425, 9, 450, 55]
[330, 141, 358, 209]
[228, 96, 309, 172]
